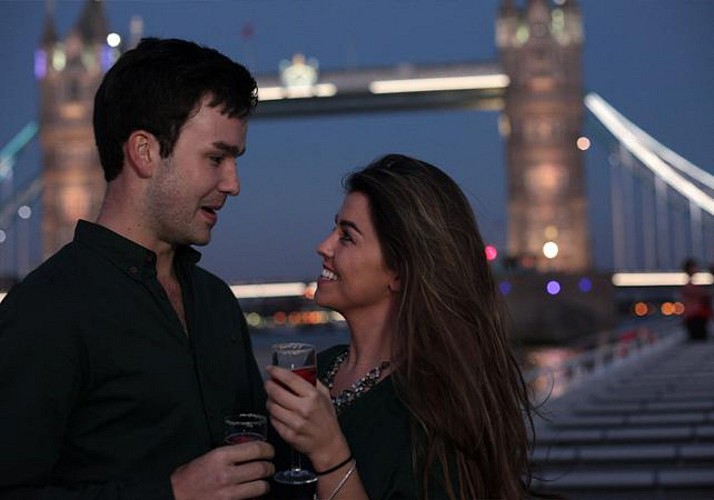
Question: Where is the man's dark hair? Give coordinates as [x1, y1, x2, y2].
[93, 37, 258, 181]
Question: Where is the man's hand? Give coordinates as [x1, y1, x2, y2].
[171, 441, 274, 500]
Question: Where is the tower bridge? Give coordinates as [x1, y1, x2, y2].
[0, 0, 712, 283]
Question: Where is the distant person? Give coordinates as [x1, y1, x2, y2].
[265, 154, 534, 498]
[680, 258, 712, 341]
[0, 38, 274, 498]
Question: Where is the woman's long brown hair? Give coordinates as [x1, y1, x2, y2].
[345, 154, 534, 499]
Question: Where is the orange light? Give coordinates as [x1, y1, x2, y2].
[673, 302, 685, 315]
[273, 311, 287, 325]
[633, 302, 648, 317]
[661, 302, 674, 316]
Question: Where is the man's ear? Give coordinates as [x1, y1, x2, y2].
[124, 130, 160, 178]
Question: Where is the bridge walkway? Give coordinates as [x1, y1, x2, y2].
[530, 330, 714, 499]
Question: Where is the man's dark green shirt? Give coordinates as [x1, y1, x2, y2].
[0, 221, 265, 498]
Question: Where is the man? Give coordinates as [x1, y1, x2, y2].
[0, 38, 273, 499]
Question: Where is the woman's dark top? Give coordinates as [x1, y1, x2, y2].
[319, 345, 453, 499]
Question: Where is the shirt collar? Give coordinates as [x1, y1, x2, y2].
[74, 220, 201, 280]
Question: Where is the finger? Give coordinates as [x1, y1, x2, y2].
[226, 479, 271, 499]
[266, 365, 316, 396]
[266, 401, 305, 439]
[220, 441, 274, 464]
[315, 380, 331, 398]
[228, 459, 275, 484]
[264, 378, 307, 411]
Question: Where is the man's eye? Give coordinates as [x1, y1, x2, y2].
[209, 156, 223, 165]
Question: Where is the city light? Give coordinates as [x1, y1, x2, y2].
[546, 280, 561, 295]
[369, 74, 509, 94]
[0, 229, 5, 243]
[612, 272, 714, 287]
[542, 241, 559, 259]
[578, 277, 592, 292]
[106, 33, 121, 48]
[17, 205, 32, 219]
[258, 83, 337, 101]
[576, 136, 591, 150]
[485, 244, 498, 261]
[498, 281, 512, 296]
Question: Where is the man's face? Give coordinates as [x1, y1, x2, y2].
[147, 96, 248, 248]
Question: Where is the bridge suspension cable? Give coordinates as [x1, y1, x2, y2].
[585, 93, 714, 216]
[585, 92, 713, 270]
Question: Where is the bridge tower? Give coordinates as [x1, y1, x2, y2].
[36, 0, 109, 259]
[496, 0, 591, 272]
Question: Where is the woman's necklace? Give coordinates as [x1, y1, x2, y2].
[321, 349, 391, 415]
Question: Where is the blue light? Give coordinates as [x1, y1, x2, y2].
[578, 277, 592, 292]
[498, 281, 512, 296]
[546, 280, 561, 295]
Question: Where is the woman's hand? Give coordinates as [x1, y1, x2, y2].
[264, 365, 350, 471]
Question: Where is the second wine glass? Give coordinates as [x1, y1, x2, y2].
[271, 342, 318, 488]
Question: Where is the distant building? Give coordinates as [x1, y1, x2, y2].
[35, 0, 115, 259]
[496, 0, 591, 272]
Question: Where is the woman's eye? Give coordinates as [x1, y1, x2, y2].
[339, 230, 354, 243]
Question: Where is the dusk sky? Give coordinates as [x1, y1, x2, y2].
[1, 0, 712, 283]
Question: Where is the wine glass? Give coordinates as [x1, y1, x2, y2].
[224, 413, 267, 445]
[271, 342, 319, 487]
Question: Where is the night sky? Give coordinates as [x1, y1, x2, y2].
[1, 0, 712, 282]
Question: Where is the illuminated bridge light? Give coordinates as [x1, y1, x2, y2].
[578, 277, 592, 292]
[369, 74, 509, 94]
[633, 302, 648, 317]
[576, 136, 591, 151]
[546, 280, 561, 296]
[485, 244, 498, 261]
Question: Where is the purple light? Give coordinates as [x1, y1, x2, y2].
[498, 281, 512, 296]
[546, 280, 561, 295]
[578, 277, 592, 292]
[34, 49, 47, 79]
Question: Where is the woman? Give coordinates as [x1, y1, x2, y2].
[266, 154, 534, 499]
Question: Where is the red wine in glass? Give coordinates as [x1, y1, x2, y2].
[271, 343, 319, 487]
[225, 431, 265, 445]
[292, 365, 317, 385]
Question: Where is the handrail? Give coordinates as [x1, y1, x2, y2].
[524, 318, 684, 403]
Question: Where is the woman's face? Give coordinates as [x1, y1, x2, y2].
[315, 192, 399, 317]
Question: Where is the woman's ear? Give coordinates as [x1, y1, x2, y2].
[388, 273, 401, 293]
[124, 130, 159, 179]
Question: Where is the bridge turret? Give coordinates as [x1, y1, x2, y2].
[497, 0, 591, 272]
[38, 0, 108, 260]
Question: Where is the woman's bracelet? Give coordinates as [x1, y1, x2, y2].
[314, 454, 353, 476]
[325, 460, 356, 500]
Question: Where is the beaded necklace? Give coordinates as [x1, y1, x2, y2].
[321, 349, 391, 415]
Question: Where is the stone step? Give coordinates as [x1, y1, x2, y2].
[531, 466, 714, 492]
[531, 443, 714, 465]
[535, 424, 714, 445]
[548, 411, 714, 428]
[573, 403, 714, 416]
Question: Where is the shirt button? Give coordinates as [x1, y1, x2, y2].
[129, 266, 138, 274]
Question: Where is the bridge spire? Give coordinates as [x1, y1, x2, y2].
[497, 0, 590, 272]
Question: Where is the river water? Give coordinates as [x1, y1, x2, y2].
[248, 324, 579, 380]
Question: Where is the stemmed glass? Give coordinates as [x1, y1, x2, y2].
[271, 342, 318, 487]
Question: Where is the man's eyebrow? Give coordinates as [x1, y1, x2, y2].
[213, 141, 245, 157]
[334, 214, 363, 235]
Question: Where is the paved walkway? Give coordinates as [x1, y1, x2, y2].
[530, 332, 714, 499]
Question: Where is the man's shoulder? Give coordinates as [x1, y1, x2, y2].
[2, 241, 98, 308]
